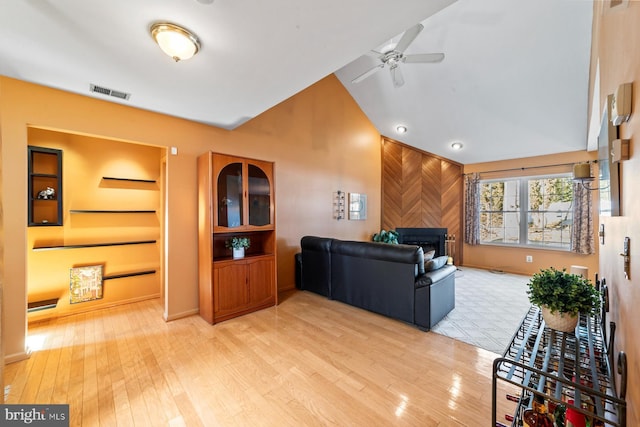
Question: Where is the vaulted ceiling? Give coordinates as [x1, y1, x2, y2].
[0, 0, 593, 164]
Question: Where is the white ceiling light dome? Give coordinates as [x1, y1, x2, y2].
[150, 22, 200, 62]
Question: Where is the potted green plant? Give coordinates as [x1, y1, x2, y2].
[226, 236, 251, 259]
[372, 229, 399, 244]
[526, 267, 601, 332]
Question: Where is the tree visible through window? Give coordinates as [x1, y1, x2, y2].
[479, 175, 573, 249]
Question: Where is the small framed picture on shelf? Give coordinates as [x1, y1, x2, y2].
[70, 265, 104, 304]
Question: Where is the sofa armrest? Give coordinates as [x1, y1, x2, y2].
[300, 236, 334, 297]
[415, 265, 456, 287]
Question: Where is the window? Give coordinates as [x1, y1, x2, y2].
[479, 175, 573, 249]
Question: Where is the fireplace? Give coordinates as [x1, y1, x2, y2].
[395, 228, 447, 257]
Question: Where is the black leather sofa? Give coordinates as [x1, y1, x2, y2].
[300, 236, 456, 330]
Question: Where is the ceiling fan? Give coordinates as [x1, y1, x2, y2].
[351, 23, 444, 88]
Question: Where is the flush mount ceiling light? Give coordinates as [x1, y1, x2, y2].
[150, 22, 200, 62]
[396, 125, 407, 134]
[451, 142, 463, 150]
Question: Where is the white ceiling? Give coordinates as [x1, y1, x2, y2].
[0, 0, 593, 164]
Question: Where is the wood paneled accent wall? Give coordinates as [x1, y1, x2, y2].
[381, 137, 464, 264]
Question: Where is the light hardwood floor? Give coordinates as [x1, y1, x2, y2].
[6, 290, 517, 426]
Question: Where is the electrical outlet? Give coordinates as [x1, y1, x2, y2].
[526, 255, 533, 263]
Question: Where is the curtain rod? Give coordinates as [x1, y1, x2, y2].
[463, 160, 595, 176]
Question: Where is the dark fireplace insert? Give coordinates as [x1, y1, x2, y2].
[395, 228, 447, 257]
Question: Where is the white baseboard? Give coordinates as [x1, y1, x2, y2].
[164, 308, 199, 321]
[5, 350, 30, 365]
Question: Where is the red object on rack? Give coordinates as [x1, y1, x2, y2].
[565, 400, 586, 427]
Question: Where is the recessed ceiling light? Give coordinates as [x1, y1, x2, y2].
[451, 142, 463, 150]
[396, 125, 407, 134]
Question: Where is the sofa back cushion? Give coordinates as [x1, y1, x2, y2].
[330, 240, 425, 276]
[330, 243, 419, 324]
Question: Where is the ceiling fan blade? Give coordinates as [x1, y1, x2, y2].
[352, 64, 384, 83]
[394, 23, 424, 53]
[403, 53, 445, 63]
[390, 66, 404, 88]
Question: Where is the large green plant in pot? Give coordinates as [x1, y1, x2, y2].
[527, 267, 601, 332]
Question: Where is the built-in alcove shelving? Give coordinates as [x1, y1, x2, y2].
[27, 127, 162, 321]
[102, 176, 156, 183]
[33, 240, 157, 251]
[70, 210, 156, 214]
[103, 270, 156, 281]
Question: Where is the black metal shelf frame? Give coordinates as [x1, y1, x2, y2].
[492, 302, 627, 427]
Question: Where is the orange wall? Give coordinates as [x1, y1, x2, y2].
[463, 151, 599, 279]
[0, 74, 381, 362]
[591, 2, 640, 424]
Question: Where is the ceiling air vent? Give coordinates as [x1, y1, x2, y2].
[89, 84, 131, 100]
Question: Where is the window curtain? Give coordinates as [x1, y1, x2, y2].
[571, 182, 595, 254]
[464, 173, 480, 245]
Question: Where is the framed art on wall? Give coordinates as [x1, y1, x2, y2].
[348, 192, 367, 220]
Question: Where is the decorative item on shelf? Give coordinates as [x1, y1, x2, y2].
[226, 236, 251, 259]
[372, 229, 399, 244]
[522, 395, 554, 427]
[37, 186, 56, 200]
[333, 190, 346, 220]
[526, 267, 601, 332]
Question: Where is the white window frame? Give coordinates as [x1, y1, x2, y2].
[478, 173, 573, 250]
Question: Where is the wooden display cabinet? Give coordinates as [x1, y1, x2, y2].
[198, 151, 277, 324]
[28, 146, 63, 226]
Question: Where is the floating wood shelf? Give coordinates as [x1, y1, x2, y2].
[102, 176, 156, 183]
[33, 240, 156, 251]
[103, 270, 156, 281]
[27, 298, 59, 313]
[70, 210, 156, 214]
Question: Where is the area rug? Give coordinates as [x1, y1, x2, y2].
[430, 267, 532, 354]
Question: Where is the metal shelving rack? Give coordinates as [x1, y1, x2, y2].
[492, 287, 627, 427]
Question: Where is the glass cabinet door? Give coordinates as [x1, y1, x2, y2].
[217, 163, 243, 228]
[247, 164, 271, 226]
